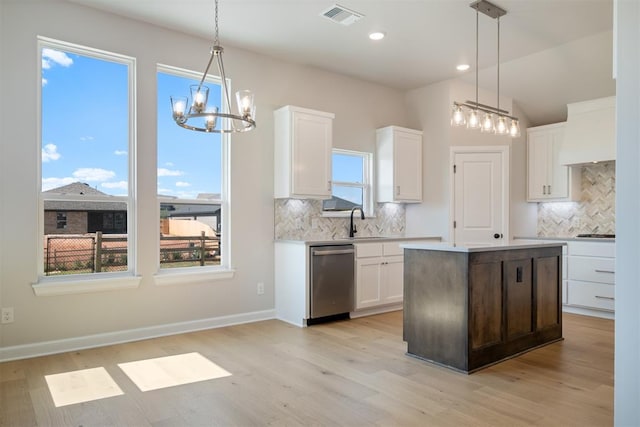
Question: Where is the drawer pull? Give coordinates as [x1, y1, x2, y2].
[595, 269, 615, 274]
[595, 295, 615, 300]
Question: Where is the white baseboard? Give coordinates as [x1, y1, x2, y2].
[350, 304, 402, 318]
[563, 305, 614, 320]
[0, 309, 276, 362]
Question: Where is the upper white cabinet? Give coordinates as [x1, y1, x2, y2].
[559, 96, 616, 165]
[376, 126, 423, 203]
[527, 123, 580, 202]
[274, 105, 334, 199]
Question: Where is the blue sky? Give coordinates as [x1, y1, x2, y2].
[41, 46, 362, 204]
[41, 47, 222, 199]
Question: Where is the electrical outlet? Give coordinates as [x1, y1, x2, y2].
[257, 282, 265, 295]
[1, 307, 14, 324]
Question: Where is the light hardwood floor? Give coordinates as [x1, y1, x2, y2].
[0, 312, 613, 426]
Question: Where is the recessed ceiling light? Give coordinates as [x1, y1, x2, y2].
[456, 64, 470, 71]
[369, 31, 385, 41]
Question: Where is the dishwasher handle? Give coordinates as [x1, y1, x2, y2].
[312, 248, 355, 256]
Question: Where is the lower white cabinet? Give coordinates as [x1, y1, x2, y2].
[566, 240, 615, 317]
[355, 242, 404, 309]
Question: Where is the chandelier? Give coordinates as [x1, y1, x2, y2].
[170, 0, 256, 133]
[451, 0, 520, 137]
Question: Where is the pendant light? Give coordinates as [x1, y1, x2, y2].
[451, 0, 520, 138]
[170, 0, 256, 133]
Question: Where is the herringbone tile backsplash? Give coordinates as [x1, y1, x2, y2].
[537, 161, 615, 237]
[274, 199, 405, 240]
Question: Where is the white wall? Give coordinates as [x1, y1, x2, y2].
[614, 0, 640, 423]
[404, 79, 535, 240]
[0, 0, 411, 356]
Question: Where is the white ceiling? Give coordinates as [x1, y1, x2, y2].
[68, 0, 615, 126]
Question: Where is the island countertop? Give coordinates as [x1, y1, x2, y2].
[400, 240, 566, 253]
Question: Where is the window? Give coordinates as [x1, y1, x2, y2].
[323, 149, 372, 215]
[56, 212, 67, 230]
[156, 66, 228, 270]
[39, 38, 134, 277]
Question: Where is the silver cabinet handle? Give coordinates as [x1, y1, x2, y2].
[312, 249, 354, 256]
[547, 185, 551, 194]
[595, 269, 615, 274]
[542, 185, 546, 195]
[327, 181, 332, 191]
[595, 295, 615, 300]
[396, 186, 400, 196]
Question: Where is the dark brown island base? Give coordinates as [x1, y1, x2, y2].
[401, 241, 564, 374]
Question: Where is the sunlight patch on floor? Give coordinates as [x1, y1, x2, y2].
[117, 352, 231, 392]
[45, 367, 124, 407]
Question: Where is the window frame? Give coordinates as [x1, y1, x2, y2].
[155, 64, 232, 276]
[36, 36, 137, 286]
[322, 148, 373, 217]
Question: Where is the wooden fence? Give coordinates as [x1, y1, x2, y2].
[44, 231, 220, 275]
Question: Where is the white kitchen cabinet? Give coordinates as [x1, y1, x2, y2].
[376, 126, 423, 203]
[355, 242, 404, 310]
[274, 105, 334, 199]
[527, 123, 580, 201]
[565, 240, 615, 318]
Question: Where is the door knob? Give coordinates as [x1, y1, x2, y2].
[493, 233, 503, 239]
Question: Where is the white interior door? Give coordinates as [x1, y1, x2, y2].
[452, 148, 509, 245]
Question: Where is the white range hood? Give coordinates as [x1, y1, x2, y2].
[559, 96, 616, 166]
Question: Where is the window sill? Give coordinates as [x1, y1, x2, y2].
[153, 268, 235, 287]
[32, 275, 142, 296]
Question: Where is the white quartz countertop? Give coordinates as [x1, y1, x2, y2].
[275, 235, 442, 246]
[513, 236, 615, 242]
[401, 240, 566, 253]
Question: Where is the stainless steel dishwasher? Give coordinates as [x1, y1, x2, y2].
[309, 244, 355, 322]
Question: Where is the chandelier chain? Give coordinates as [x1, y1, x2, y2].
[214, 0, 220, 46]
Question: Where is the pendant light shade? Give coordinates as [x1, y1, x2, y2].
[467, 109, 481, 129]
[450, 0, 519, 137]
[451, 104, 466, 126]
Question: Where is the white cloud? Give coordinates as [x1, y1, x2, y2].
[72, 168, 116, 182]
[102, 181, 128, 190]
[114, 150, 127, 156]
[80, 136, 95, 142]
[42, 48, 73, 69]
[175, 181, 191, 187]
[42, 77, 48, 87]
[42, 177, 75, 191]
[42, 143, 61, 163]
[158, 168, 183, 177]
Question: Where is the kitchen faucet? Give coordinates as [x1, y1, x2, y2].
[349, 206, 365, 238]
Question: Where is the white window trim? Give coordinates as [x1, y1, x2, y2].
[34, 37, 137, 294]
[155, 64, 232, 278]
[322, 148, 374, 218]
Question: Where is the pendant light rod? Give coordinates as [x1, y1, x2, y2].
[475, 7, 479, 107]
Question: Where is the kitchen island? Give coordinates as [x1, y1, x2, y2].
[401, 241, 564, 373]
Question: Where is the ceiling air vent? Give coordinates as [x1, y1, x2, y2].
[320, 4, 364, 26]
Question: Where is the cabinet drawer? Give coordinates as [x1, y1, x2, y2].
[356, 243, 383, 258]
[568, 256, 615, 284]
[568, 241, 615, 257]
[383, 242, 403, 256]
[567, 281, 614, 311]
